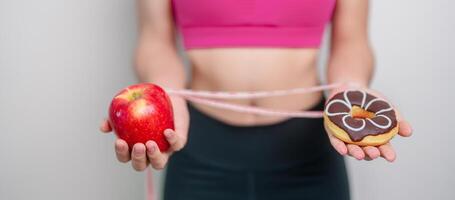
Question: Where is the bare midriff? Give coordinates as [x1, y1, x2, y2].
[185, 48, 323, 126]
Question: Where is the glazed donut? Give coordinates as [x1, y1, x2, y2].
[323, 90, 399, 146]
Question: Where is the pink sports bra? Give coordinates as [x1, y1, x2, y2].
[172, 0, 336, 49]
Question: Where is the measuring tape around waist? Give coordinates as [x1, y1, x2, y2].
[163, 82, 354, 118]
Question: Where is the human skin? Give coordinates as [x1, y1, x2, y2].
[100, 0, 412, 171]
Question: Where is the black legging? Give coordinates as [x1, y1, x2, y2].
[164, 99, 350, 200]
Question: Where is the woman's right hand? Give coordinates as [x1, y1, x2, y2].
[100, 96, 190, 171]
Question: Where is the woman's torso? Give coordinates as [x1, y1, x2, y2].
[187, 48, 323, 126]
[171, 0, 336, 125]
[166, 1, 348, 192]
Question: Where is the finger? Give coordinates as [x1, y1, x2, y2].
[363, 146, 380, 160]
[347, 144, 365, 160]
[393, 108, 413, 137]
[146, 141, 169, 170]
[164, 129, 185, 151]
[100, 119, 112, 133]
[398, 120, 413, 137]
[379, 143, 396, 162]
[131, 143, 148, 171]
[328, 134, 348, 155]
[115, 139, 130, 163]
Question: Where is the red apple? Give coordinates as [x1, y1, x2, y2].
[109, 83, 174, 151]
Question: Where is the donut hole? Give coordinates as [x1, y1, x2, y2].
[351, 105, 376, 119]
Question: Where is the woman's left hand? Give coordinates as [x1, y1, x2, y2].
[324, 88, 413, 162]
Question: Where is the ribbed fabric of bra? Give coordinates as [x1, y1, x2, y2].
[171, 0, 337, 49]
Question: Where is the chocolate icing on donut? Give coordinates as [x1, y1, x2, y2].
[325, 90, 397, 141]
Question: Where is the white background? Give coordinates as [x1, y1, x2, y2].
[0, 0, 453, 199]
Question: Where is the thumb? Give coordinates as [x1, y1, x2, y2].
[100, 119, 112, 133]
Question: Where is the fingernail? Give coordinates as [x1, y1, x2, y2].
[133, 146, 144, 156]
[337, 149, 346, 155]
[115, 141, 124, 152]
[148, 145, 156, 154]
[355, 154, 363, 160]
[339, 146, 347, 155]
[164, 130, 172, 137]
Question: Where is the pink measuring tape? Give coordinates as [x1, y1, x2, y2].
[165, 82, 352, 118]
[145, 82, 354, 200]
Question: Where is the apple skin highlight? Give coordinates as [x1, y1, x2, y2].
[109, 83, 174, 151]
